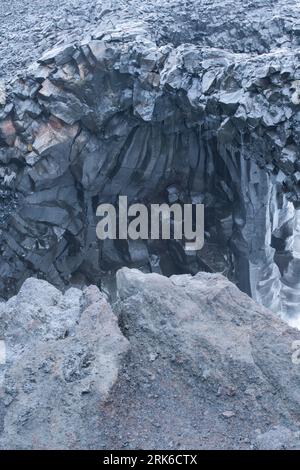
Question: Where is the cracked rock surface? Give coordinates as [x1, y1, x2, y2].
[0, 0, 300, 321]
[1, 269, 300, 449]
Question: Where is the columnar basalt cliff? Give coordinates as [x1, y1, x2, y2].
[0, 0, 300, 323]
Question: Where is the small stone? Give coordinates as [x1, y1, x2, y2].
[222, 411, 236, 418]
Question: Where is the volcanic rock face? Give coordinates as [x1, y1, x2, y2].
[0, 0, 300, 322]
[1, 269, 300, 449]
[0, 0, 112, 84]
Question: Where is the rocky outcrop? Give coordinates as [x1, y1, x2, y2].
[0, 0, 112, 84]
[3, 0, 300, 83]
[1, 269, 300, 449]
[0, 278, 129, 449]
[0, 0, 300, 321]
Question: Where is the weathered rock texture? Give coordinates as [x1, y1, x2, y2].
[0, 0, 110, 84]
[0, 0, 300, 322]
[0, 277, 129, 449]
[1, 269, 300, 449]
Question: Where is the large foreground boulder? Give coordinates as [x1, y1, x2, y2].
[0, 278, 129, 449]
[1, 269, 300, 449]
[114, 269, 300, 450]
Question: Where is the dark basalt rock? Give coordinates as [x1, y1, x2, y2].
[0, 0, 300, 322]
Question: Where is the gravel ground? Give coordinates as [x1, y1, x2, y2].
[0, 0, 108, 82]
[1, 0, 298, 84]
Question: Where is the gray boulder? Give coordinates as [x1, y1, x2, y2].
[0, 278, 129, 449]
[113, 268, 300, 449]
[1, 269, 300, 449]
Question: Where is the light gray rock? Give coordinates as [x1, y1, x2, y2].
[0, 81, 5, 106]
[1, 269, 300, 449]
[0, 278, 129, 449]
[255, 426, 300, 450]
